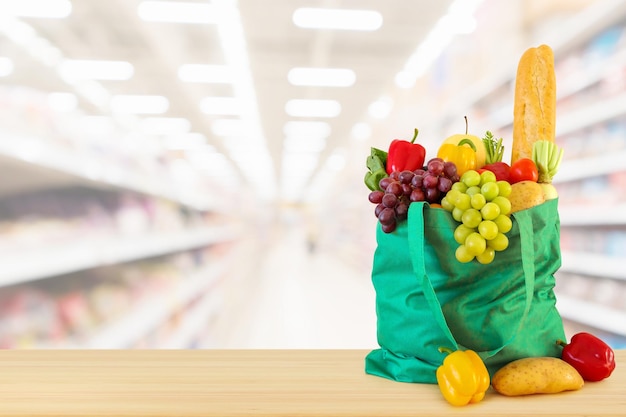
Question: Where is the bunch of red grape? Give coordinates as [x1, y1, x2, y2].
[368, 158, 460, 233]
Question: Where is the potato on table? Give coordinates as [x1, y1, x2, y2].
[492, 357, 584, 396]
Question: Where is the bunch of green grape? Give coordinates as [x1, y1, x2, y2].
[440, 170, 513, 264]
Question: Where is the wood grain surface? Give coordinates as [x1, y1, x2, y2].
[0, 349, 624, 416]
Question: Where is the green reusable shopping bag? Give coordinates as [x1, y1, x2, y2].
[365, 198, 565, 384]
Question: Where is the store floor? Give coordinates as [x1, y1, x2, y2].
[217, 227, 379, 349]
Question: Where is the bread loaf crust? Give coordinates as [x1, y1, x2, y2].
[511, 44, 556, 164]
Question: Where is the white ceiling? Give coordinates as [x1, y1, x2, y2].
[0, 0, 466, 205]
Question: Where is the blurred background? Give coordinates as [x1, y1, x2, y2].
[1, 0, 625, 349]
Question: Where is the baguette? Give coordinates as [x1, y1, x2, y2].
[511, 44, 556, 164]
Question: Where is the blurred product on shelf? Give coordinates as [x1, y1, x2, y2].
[0, 186, 217, 251]
[0, 244, 236, 349]
[0, 287, 63, 348]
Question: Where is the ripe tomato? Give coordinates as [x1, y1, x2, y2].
[509, 158, 538, 184]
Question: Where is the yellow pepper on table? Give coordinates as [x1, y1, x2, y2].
[437, 138, 478, 176]
[436, 347, 490, 406]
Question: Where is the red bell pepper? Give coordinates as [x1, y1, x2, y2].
[386, 128, 426, 174]
[557, 332, 616, 382]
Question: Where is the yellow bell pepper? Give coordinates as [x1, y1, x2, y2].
[436, 348, 490, 406]
[437, 138, 478, 176]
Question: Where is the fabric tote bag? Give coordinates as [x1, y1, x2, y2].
[365, 198, 565, 384]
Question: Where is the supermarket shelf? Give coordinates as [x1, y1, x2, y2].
[489, 89, 626, 134]
[162, 291, 222, 349]
[425, 0, 626, 133]
[557, 294, 626, 336]
[556, 92, 626, 137]
[0, 225, 241, 288]
[81, 254, 231, 349]
[560, 251, 625, 280]
[0, 131, 217, 211]
[554, 149, 626, 184]
[557, 47, 626, 101]
[559, 203, 626, 225]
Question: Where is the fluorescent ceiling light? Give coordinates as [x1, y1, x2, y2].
[395, 0, 484, 88]
[200, 97, 242, 115]
[186, 149, 228, 168]
[293, 8, 382, 31]
[327, 153, 346, 171]
[395, 71, 415, 89]
[0, 19, 62, 67]
[440, 13, 477, 34]
[178, 64, 232, 83]
[0, 57, 14, 77]
[288, 67, 356, 87]
[285, 99, 341, 118]
[110, 95, 169, 114]
[73, 80, 111, 110]
[47, 92, 77, 112]
[0, 0, 72, 18]
[368, 97, 393, 119]
[284, 121, 331, 150]
[210, 0, 276, 199]
[211, 118, 250, 137]
[59, 59, 134, 81]
[283, 121, 331, 138]
[351, 122, 372, 141]
[164, 133, 208, 150]
[222, 137, 265, 152]
[139, 117, 191, 135]
[138, 1, 220, 24]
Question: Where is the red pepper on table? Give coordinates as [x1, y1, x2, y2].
[557, 332, 616, 382]
[386, 128, 426, 174]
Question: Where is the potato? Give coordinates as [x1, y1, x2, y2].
[492, 357, 584, 396]
[509, 180, 545, 213]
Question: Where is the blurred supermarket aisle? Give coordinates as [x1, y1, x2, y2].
[215, 224, 378, 349]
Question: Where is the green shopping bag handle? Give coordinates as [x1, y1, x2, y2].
[407, 202, 535, 358]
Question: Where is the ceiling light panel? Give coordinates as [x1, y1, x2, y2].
[110, 95, 169, 114]
[200, 97, 243, 116]
[327, 153, 346, 171]
[186, 149, 229, 169]
[164, 133, 208, 150]
[368, 97, 393, 119]
[287, 67, 356, 87]
[0, 0, 72, 19]
[395, 0, 484, 88]
[350, 122, 372, 141]
[58, 59, 134, 81]
[292, 8, 383, 31]
[285, 99, 341, 118]
[282, 121, 330, 153]
[137, 1, 220, 24]
[283, 136, 326, 153]
[211, 119, 250, 137]
[178, 64, 232, 83]
[138, 117, 191, 135]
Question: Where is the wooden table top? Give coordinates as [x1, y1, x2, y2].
[0, 349, 623, 416]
